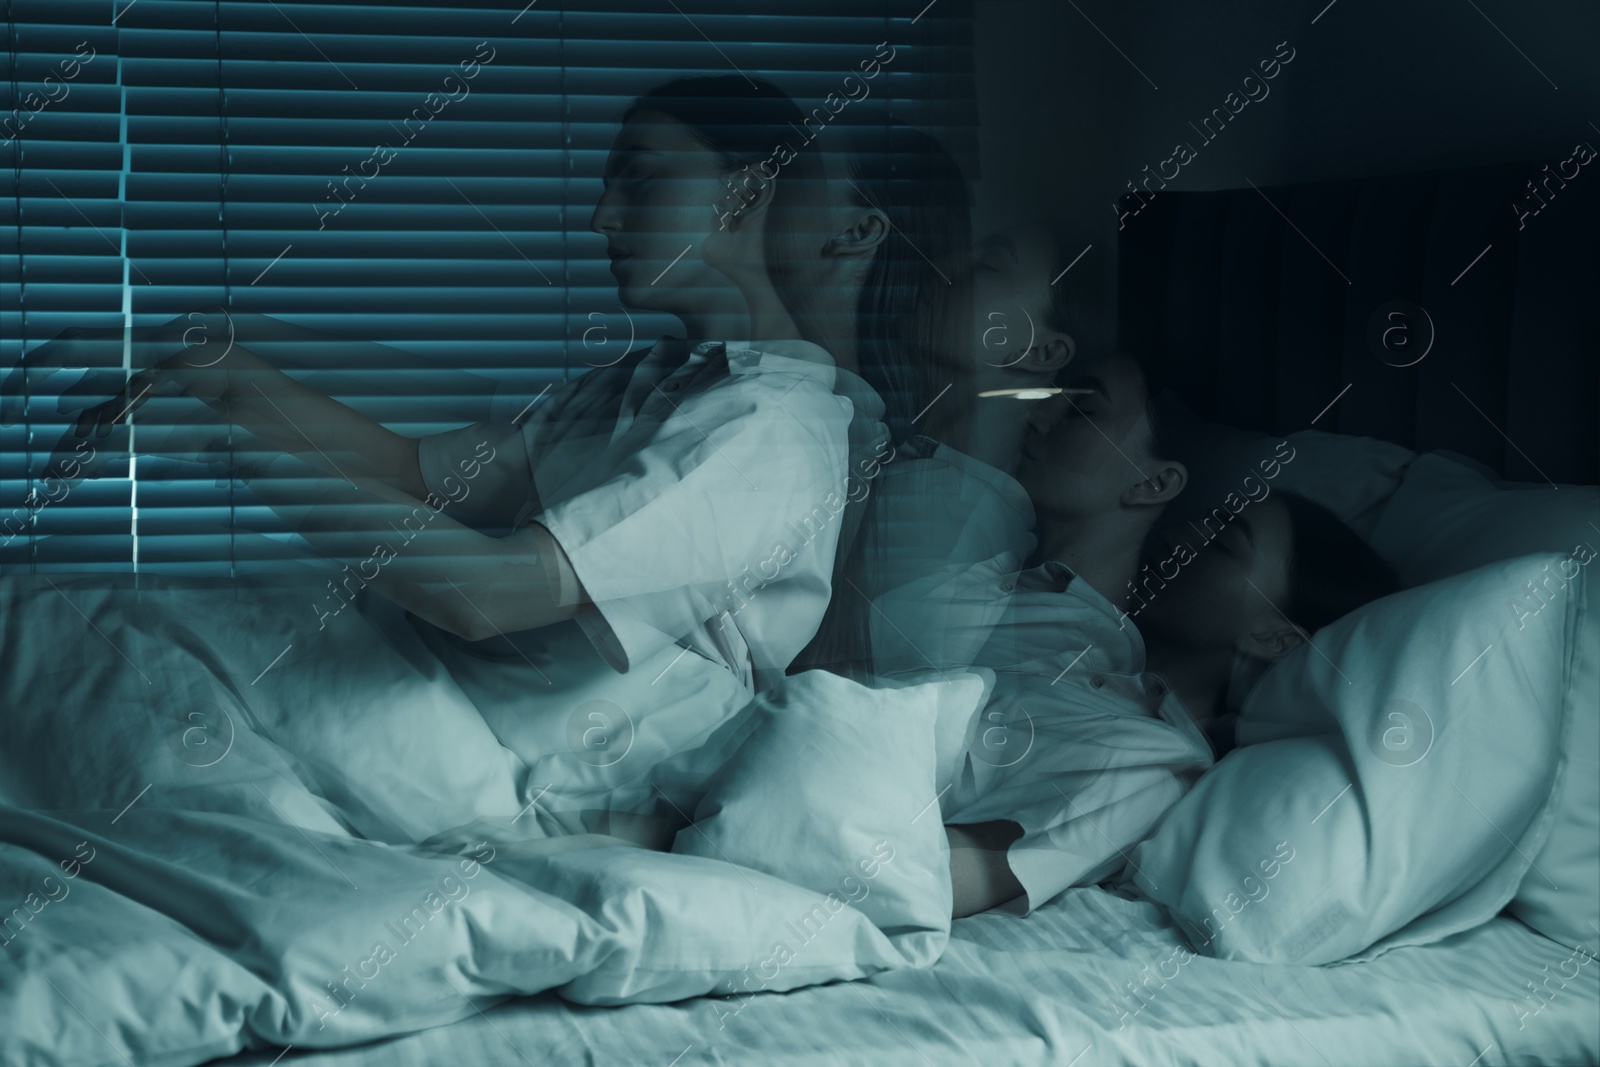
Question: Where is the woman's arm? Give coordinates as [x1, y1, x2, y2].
[240, 454, 580, 640]
[947, 820, 1025, 918]
[81, 342, 427, 499]
[30, 309, 450, 501]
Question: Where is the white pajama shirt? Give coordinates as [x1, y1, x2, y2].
[416, 336, 885, 693]
[859, 437, 1217, 915]
[402, 337, 887, 836]
[937, 558, 1216, 915]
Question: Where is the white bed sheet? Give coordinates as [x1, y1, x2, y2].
[212, 885, 1600, 1067]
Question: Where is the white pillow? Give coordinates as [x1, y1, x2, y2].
[1370, 451, 1599, 952]
[674, 669, 991, 939]
[1125, 553, 1583, 964]
[1370, 450, 1600, 584]
[1152, 390, 1416, 540]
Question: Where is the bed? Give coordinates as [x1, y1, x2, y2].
[208, 161, 1598, 1067]
[211, 889, 1598, 1067]
[3, 162, 1595, 1067]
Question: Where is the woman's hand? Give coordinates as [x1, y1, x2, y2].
[1, 306, 244, 429]
[21, 308, 270, 482]
[69, 343, 275, 440]
[34, 402, 265, 493]
[9, 307, 435, 511]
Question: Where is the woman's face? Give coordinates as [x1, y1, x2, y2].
[590, 112, 744, 317]
[959, 224, 1075, 393]
[1135, 496, 1295, 653]
[1013, 352, 1157, 519]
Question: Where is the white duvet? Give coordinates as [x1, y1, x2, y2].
[0, 572, 967, 1066]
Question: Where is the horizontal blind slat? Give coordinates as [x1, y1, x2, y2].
[4, 0, 976, 573]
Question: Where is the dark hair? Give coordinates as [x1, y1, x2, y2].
[843, 122, 972, 443]
[623, 73, 836, 277]
[1278, 490, 1400, 633]
[620, 74, 807, 171]
[788, 122, 973, 680]
[1145, 400, 1180, 465]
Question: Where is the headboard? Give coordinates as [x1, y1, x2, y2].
[1115, 160, 1598, 485]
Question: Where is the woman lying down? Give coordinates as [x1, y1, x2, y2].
[417, 349, 1400, 921]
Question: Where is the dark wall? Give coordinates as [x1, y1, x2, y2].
[971, 0, 1600, 351]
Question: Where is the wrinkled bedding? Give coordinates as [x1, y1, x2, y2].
[0, 572, 962, 1066]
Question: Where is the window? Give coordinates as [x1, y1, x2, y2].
[1, 0, 975, 575]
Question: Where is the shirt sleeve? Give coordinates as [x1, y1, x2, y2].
[945, 688, 1212, 915]
[416, 421, 532, 532]
[1002, 769, 1192, 915]
[416, 352, 647, 533]
[535, 370, 853, 674]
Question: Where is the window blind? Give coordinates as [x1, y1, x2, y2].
[1, 0, 976, 576]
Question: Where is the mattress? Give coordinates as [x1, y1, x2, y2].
[212, 885, 1600, 1067]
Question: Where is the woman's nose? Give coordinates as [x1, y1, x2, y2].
[590, 190, 622, 235]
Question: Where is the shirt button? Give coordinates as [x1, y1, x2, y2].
[1091, 675, 1106, 688]
[1000, 580, 1015, 592]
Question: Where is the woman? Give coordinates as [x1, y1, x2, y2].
[858, 349, 1196, 916]
[3, 77, 998, 857]
[781, 118, 976, 675]
[846, 220, 1088, 674]
[1130, 489, 1403, 754]
[425, 352, 1399, 920]
[0, 75, 904, 846]
[411, 115, 986, 857]
[924, 220, 1091, 471]
[29, 76, 858, 670]
[935, 355, 1398, 917]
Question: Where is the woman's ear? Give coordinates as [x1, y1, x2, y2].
[716, 165, 780, 233]
[822, 206, 890, 260]
[985, 336, 1074, 375]
[1123, 458, 1187, 507]
[1018, 335, 1075, 375]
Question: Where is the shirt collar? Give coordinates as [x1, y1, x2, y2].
[1012, 558, 1076, 593]
[646, 333, 837, 369]
[651, 337, 844, 389]
[1019, 559, 1152, 662]
[722, 338, 835, 373]
[642, 337, 887, 450]
[1041, 559, 1076, 586]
